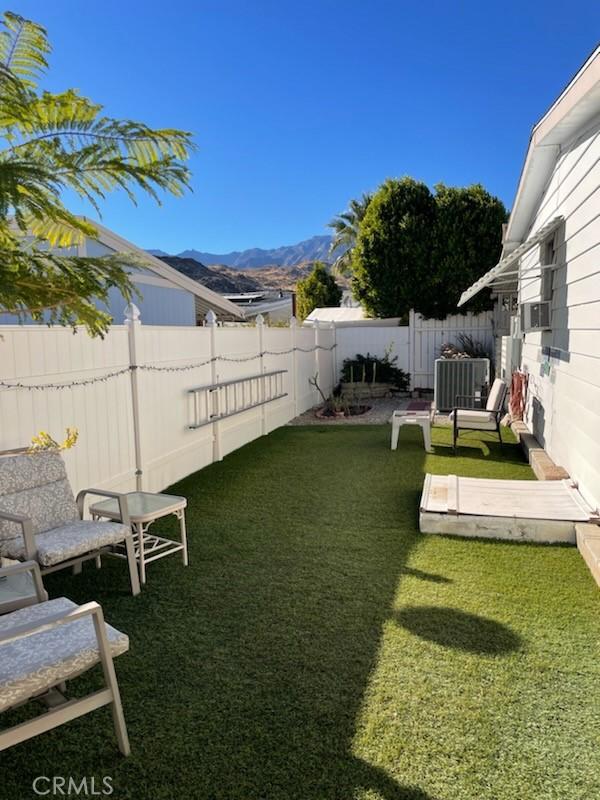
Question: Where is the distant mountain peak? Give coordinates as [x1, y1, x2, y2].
[149, 234, 335, 269]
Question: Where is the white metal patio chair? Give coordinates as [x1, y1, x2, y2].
[0, 450, 140, 595]
[450, 378, 508, 453]
[0, 561, 130, 754]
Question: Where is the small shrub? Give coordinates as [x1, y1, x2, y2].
[341, 352, 409, 392]
[439, 334, 493, 362]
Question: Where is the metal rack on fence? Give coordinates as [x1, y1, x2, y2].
[187, 370, 288, 429]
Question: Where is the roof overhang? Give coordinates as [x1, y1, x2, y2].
[459, 46, 600, 309]
[503, 45, 600, 255]
[457, 216, 563, 307]
[81, 218, 245, 321]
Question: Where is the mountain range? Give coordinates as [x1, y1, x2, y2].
[148, 234, 335, 268]
[158, 256, 314, 293]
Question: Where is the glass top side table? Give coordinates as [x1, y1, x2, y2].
[89, 491, 188, 586]
[0, 560, 46, 615]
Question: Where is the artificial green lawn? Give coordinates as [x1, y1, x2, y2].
[3, 425, 600, 800]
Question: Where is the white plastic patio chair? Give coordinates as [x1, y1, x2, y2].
[450, 378, 508, 453]
[0, 561, 130, 754]
[0, 450, 140, 595]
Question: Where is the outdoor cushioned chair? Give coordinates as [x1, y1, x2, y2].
[450, 378, 508, 453]
[0, 450, 140, 595]
[0, 561, 130, 754]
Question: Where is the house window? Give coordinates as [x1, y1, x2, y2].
[540, 231, 557, 302]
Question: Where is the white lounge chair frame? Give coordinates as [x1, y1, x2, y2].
[0, 561, 130, 755]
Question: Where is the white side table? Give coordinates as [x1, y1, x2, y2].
[90, 492, 188, 585]
[391, 410, 433, 453]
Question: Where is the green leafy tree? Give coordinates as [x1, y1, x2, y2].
[296, 261, 342, 321]
[424, 183, 507, 318]
[327, 192, 372, 276]
[0, 11, 194, 336]
[351, 178, 506, 320]
[351, 177, 436, 319]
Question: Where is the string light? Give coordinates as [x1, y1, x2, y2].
[0, 345, 337, 390]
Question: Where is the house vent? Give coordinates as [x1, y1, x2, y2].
[520, 301, 551, 332]
[434, 358, 490, 413]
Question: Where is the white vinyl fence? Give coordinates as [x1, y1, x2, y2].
[332, 309, 495, 390]
[0, 309, 335, 496]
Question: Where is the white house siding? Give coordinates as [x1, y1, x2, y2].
[103, 281, 196, 326]
[87, 239, 197, 326]
[519, 116, 600, 508]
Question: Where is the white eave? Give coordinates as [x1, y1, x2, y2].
[459, 44, 600, 307]
[82, 218, 245, 321]
[503, 44, 600, 255]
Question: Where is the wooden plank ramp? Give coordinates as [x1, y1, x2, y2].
[419, 475, 599, 544]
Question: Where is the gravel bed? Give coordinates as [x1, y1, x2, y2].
[288, 397, 410, 426]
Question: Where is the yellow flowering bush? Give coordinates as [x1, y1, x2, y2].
[29, 427, 79, 452]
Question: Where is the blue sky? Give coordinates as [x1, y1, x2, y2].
[12, 0, 600, 253]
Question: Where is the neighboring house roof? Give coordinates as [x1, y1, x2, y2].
[459, 45, 600, 306]
[304, 307, 402, 326]
[241, 296, 293, 319]
[81, 219, 245, 321]
[305, 307, 366, 323]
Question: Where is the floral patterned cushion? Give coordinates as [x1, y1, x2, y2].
[0, 451, 68, 494]
[0, 520, 130, 566]
[0, 452, 79, 541]
[0, 597, 129, 712]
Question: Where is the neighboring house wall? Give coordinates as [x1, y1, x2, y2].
[87, 239, 197, 326]
[519, 116, 600, 507]
[0, 267, 197, 328]
[0, 225, 242, 328]
[104, 281, 196, 326]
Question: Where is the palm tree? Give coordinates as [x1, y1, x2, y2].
[0, 11, 194, 336]
[327, 192, 372, 276]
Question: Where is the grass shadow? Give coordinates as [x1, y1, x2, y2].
[3, 424, 436, 800]
[401, 567, 453, 584]
[395, 606, 523, 655]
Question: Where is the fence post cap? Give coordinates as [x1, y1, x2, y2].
[124, 303, 141, 323]
[205, 309, 217, 326]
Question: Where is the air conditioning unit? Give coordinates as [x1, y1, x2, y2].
[520, 301, 551, 332]
[434, 358, 490, 413]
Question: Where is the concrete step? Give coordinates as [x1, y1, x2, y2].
[511, 421, 569, 480]
[576, 523, 600, 588]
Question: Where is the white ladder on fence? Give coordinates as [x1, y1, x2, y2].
[188, 370, 287, 429]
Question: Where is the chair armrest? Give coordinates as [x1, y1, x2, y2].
[76, 489, 131, 528]
[0, 560, 47, 604]
[0, 600, 103, 646]
[0, 509, 38, 560]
